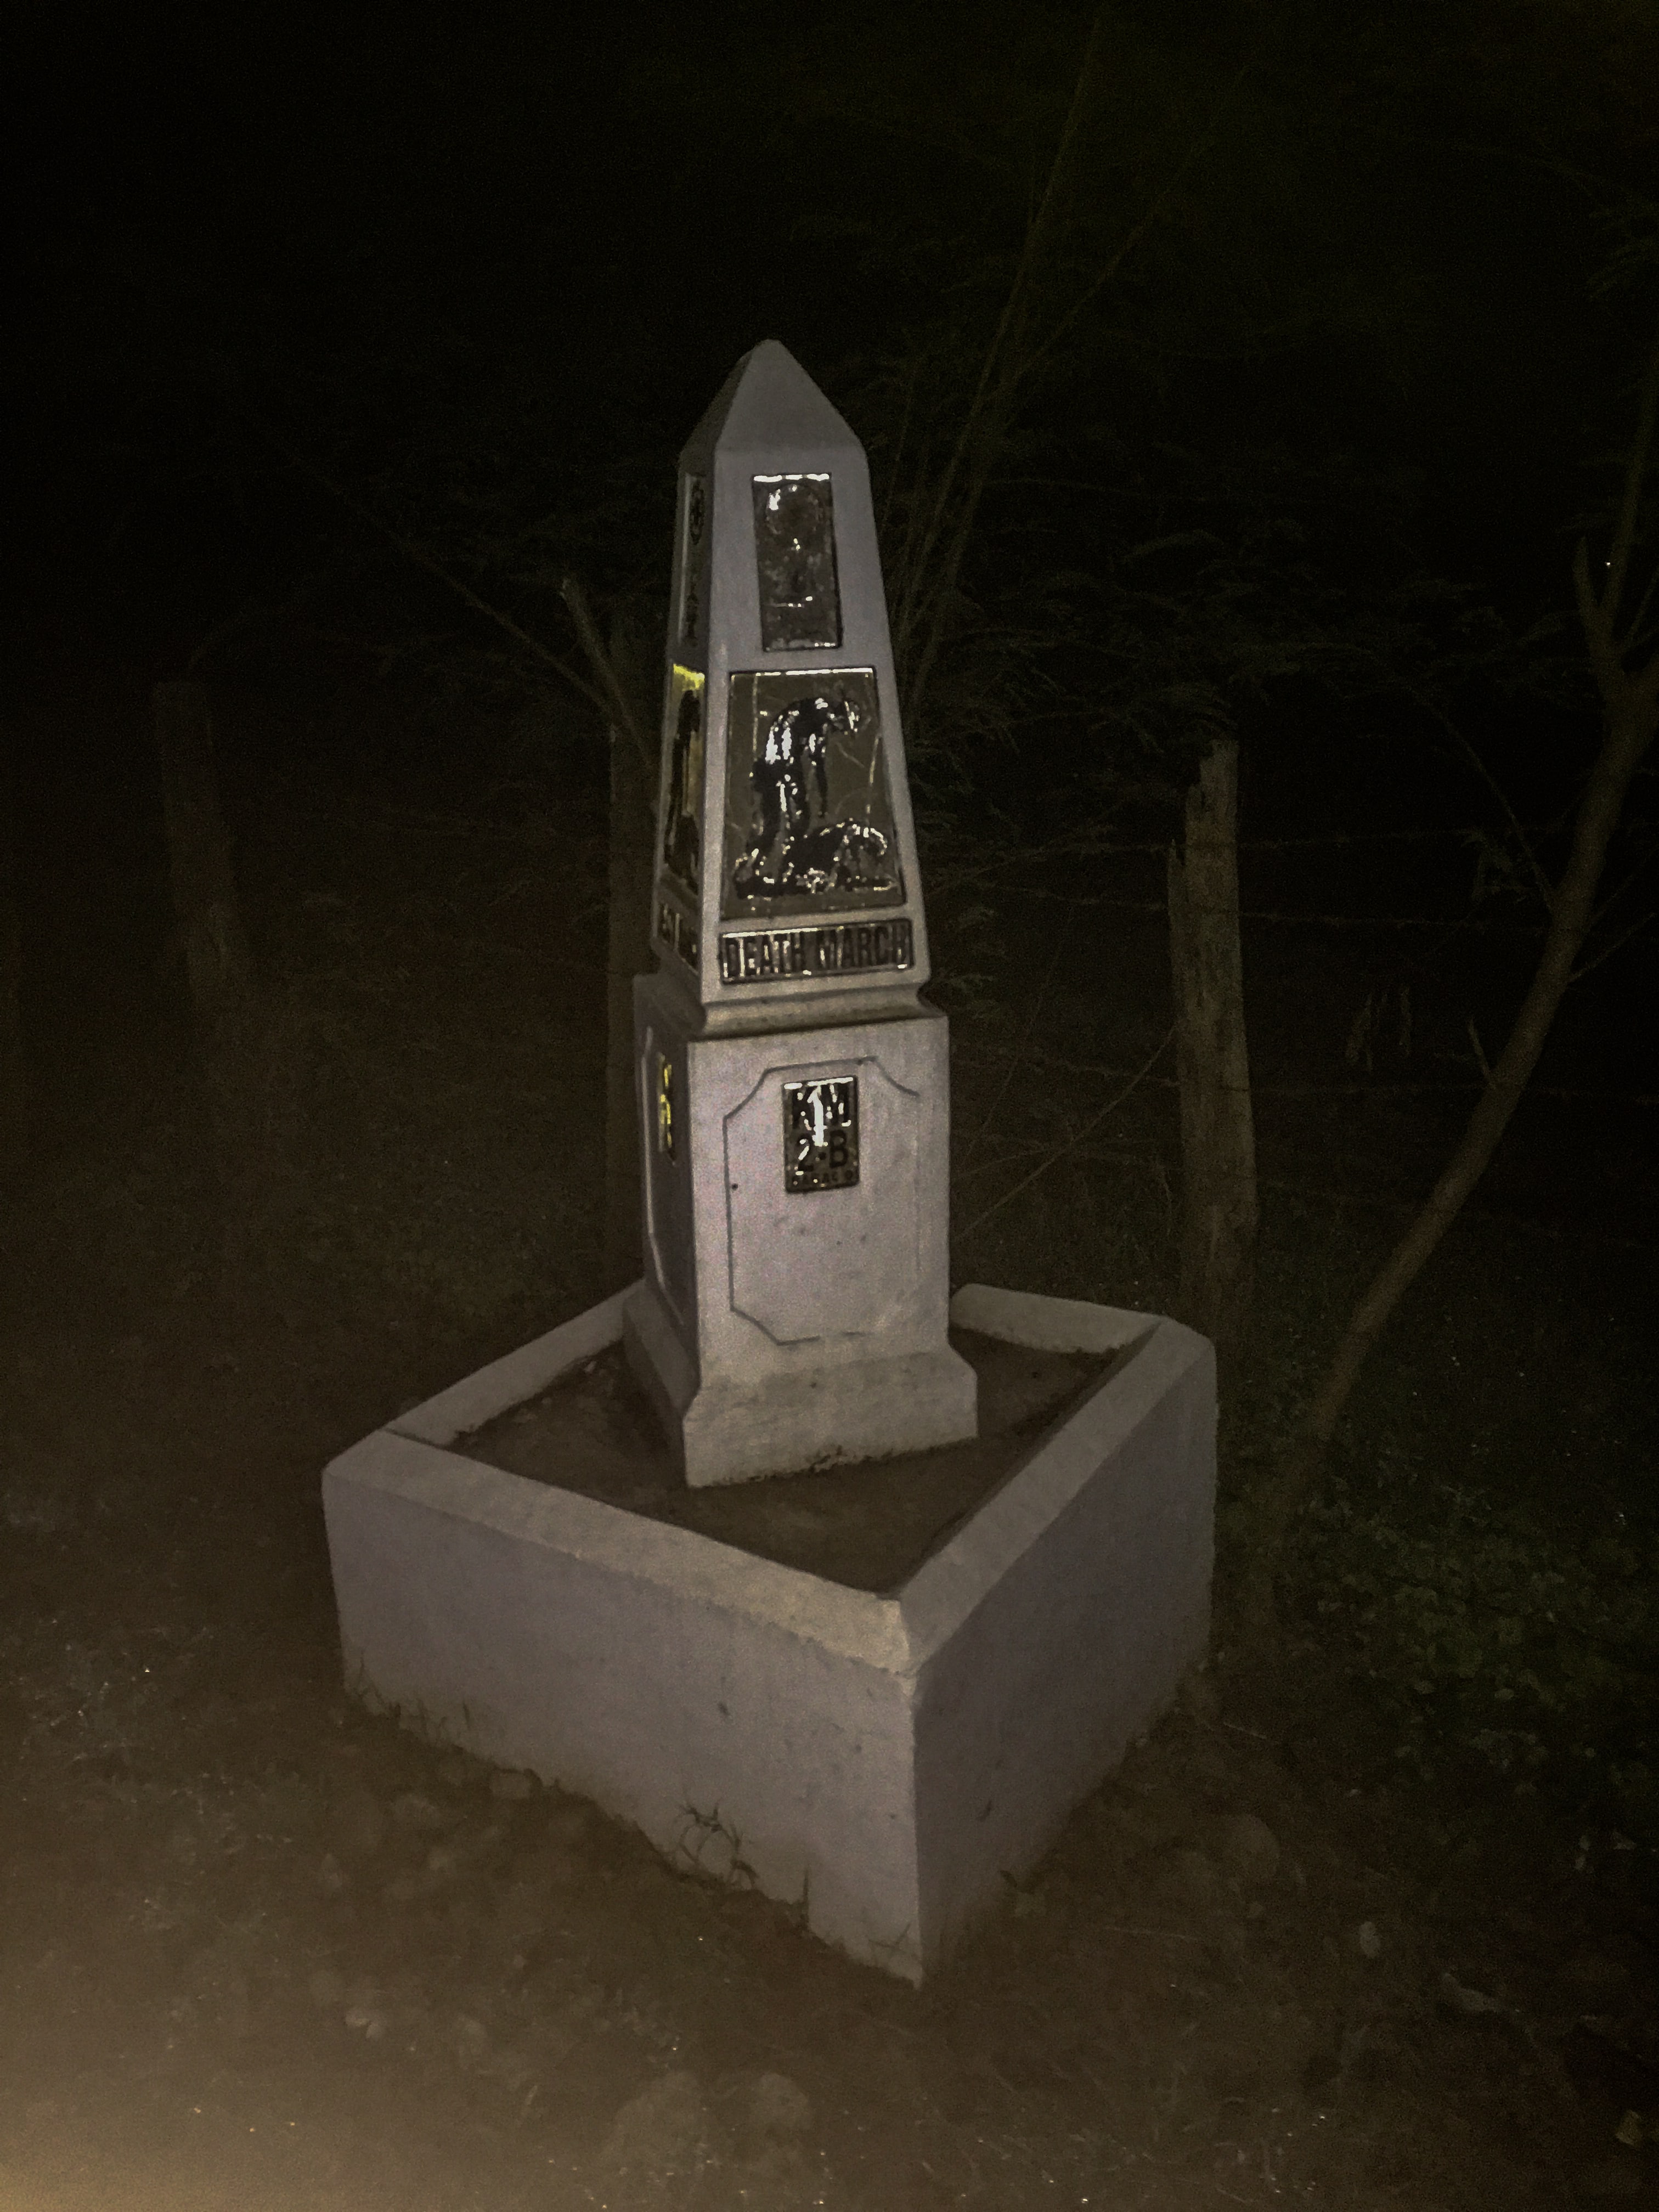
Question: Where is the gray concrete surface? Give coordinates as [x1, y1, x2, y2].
[629, 974, 975, 1485]
[323, 1282, 1215, 1980]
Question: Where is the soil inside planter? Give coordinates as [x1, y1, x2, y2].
[459, 1325, 1128, 1593]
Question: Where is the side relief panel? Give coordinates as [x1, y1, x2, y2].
[660, 664, 706, 897]
[640, 1027, 693, 1325]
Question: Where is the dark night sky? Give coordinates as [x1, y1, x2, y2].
[11, 2, 1656, 713]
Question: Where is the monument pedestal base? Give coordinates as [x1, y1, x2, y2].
[623, 1273, 977, 1488]
[322, 1282, 1215, 1982]
[634, 974, 977, 1486]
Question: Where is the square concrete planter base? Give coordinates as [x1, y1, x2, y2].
[322, 1283, 1215, 1982]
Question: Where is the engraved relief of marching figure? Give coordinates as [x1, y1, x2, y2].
[731, 689, 899, 901]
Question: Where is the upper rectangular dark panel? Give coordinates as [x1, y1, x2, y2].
[752, 473, 842, 650]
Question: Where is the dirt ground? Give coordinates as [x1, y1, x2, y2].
[2, 1296, 1654, 2212]
[2, 673, 1656, 2208]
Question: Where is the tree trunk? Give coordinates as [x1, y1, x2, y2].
[601, 601, 663, 1294]
[152, 680, 267, 1297]
[1167, 740, 1258, 1365]
[0, 733, 26, 1176]
[154, 681, 257, 1049]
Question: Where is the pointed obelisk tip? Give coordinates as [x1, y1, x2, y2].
[730, 338, 807, 389]
[687, 338, 857, 462]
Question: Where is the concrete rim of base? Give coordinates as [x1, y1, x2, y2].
[323, 1282, 1215, 1980]
[346, 1280, 1203, 1681]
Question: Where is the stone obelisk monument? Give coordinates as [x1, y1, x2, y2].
[624, 340, 978, 1486]
[322, 340, 1214, 1980]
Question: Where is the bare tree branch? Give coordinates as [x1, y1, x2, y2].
[1604, 332, 1659, 626]
[957, 1023, 1175, 1243]
[240, 411, 620, 731]
[1240, 334, 1659, 1643]
[557, 573, 657, 789]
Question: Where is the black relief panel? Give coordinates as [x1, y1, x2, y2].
[721, 669, 903, 921]
[752, 473, 840, 650]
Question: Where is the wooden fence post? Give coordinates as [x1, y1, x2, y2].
[1167, 739, 1258, 1365]
[0, 735, 26, 1176]
[152, 679, 268, 1299]
[602, 601, 662, 1295]
[153, 680, 257, 1052]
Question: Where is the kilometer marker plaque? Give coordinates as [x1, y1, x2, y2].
[782, 1077, 859, 1193]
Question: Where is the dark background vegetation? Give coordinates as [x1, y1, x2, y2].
[4, 3, 1657, 2206]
